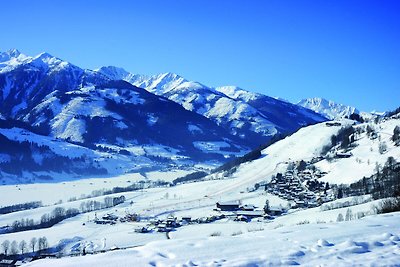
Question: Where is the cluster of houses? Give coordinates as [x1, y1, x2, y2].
[94, 213, 119, 225]
[215, 201, 283, 221]
[135, 213, 231, 233]
[136, 215, 187, 233]
[266, 167, 333, 208]
[134, 200, 287, 234]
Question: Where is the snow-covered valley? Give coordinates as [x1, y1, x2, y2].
[0, 116, 399, 266]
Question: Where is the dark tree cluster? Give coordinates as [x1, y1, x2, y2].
[0, 201, 42, 215]
[321, 126, 356, 155]
[306, 179, 328, 192]
[173, 171, 208, 185]
[347, 113, 364, 123]
[0, 133, 107, 176]
[392, 126, 400, 146]
[337, 157, 400, 200]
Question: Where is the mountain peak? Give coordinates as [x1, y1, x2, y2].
[7, 48, 21, 57]
[96, 66, 130, 80]
[216, 85, 258, 102]
[159, 72, 181, 80]
[298, 97, 359, 120]
[35, 52, 55, 60]
[0, 48, 23, 63]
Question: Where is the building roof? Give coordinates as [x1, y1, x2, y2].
[217, 201, 240, 206]
[236, 210, 264, 216]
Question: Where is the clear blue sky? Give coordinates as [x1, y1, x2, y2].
[1, 0, 399, 112]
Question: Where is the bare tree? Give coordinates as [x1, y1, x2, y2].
[1, 240, 10, 256]
[51, 207, 65, 220]
[19, 240, 27, 254]
[38, 237, 48, 251]
[10, 240, 18, 255]
[30, 237, 37, 253]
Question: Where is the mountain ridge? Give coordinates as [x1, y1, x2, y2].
[298, 97, 359, 120]
[1, 49, 328, 183]
[95, 65, 327, 145]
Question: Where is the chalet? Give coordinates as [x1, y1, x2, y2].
[235, 210, 264, 219]
[336, 152, 352, 158]
[216, 201, 240, 211]
[268, 207, 284, 216]
[240, 204, 256, 211]
[326, 122, 342, 127]
[102, 214, 118, 221]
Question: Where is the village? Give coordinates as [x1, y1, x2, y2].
[86, 159, 337, 237]
[87, 197, 286, 237]
[266, 160, 334, 209]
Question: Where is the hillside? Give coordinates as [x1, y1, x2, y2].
[96, 67, 327, 147]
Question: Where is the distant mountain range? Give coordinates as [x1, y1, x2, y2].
[0, 49, 332, 182]
[298, 97, 358, 120]
[96, 66, 327, 145]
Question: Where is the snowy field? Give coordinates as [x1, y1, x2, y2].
[25, 212, 400, 266]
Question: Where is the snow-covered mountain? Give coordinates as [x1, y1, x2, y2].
[298, 97, 359, 120]
[96, 67, 327, 147]
[0, 49, 333, 182]
[0, 50, 254, 181]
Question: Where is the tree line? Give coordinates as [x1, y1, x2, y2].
[7, 196, 125, 234]
[335, 157, 400, 200]
[0, 201, 42, 215]
[1, 236, 48, 256]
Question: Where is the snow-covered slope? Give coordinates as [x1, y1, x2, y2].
[96, 68, 327, 147]
[219, 116, 400, 195]
[298, 97, 359, 120]
[24, 211, 400, 267]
